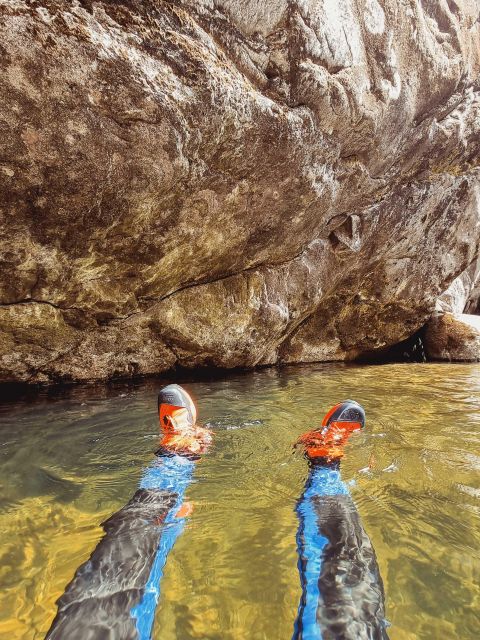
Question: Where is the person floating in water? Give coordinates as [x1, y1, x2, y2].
[46, 384, 211, 640]
[293, 401, 389, 640]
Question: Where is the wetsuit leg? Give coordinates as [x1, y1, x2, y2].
[46, 454, 195, 640]
[293, 464, 388, 640]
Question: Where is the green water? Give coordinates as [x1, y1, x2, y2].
[0, 363, 479, 639]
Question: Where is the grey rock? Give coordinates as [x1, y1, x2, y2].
[436, 256, 480, 315]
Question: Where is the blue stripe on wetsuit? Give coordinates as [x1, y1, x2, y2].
[293, 465, 349, 640]
[130, 454, 195, 639]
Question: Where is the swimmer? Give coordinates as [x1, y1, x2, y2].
[293, 401, 389, 640]
[46, 384, 210, 640]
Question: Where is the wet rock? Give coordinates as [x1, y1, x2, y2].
[424, 313, 480, 362]
[0, 1, 480, 383]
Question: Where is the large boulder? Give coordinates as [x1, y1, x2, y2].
[424, 313, 480, 361]
[1, 0, 480, 383]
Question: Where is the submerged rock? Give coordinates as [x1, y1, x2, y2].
[0, 1, 479, 383]
[425, 313, 480, 362]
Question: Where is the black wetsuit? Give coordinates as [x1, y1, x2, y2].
[46, 453, 195, 640]
[293, 462, 389, 640]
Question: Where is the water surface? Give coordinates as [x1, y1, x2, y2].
[0, 363, 479, 639]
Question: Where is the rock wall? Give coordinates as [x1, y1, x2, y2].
[1, 0, 479, 383]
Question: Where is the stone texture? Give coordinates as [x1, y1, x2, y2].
[0, 0, 480, 383]
[436, 255, 480, 314]
[424, 312, 480, 361]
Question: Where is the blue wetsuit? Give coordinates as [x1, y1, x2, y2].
[46, 453, 195, 640]
[293, 462, 389, 640]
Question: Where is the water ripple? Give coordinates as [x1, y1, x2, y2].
[0, 363, 479, 639]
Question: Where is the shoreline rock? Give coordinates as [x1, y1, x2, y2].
[1, 1, 480, 384]
[424, 313, 480, 362]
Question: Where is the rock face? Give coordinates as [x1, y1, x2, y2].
[0, 0, 480, 383]
[436, 256, 480, 315]
[425, 313, 480, 361]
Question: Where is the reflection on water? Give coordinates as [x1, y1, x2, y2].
[0, 363, 480, 639]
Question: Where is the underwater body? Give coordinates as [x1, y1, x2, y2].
[1, 362, 480, 639]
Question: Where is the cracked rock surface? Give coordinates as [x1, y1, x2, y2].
[1, 0, 480, 383]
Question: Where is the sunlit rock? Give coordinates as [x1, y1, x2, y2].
[425, 313, 480, 362]
[436, 257, 480, 315]
[0, 0, 479, 383]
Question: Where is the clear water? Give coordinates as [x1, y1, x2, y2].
[0, 363, 479, 640]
